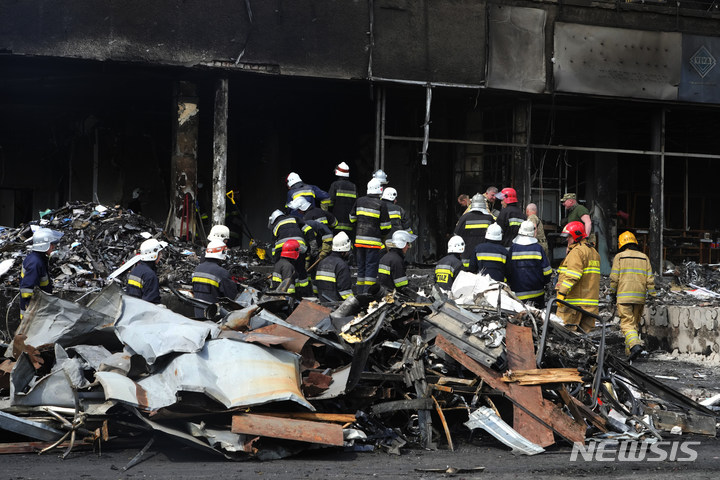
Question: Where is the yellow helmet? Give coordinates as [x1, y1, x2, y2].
[618, 231, 637, 250]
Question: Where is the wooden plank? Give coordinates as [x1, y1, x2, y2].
[505, 324, 555, 447]
[502, 368, 583, 385]
[252, 412, 356, 424]
[0, 441, 94, 455]
[231, 413, 344, 446]
[435, 334, 586, 444]
[651, 410, 716, 436]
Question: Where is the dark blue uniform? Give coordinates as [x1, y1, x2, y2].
[20, 251, 53, 318]
[192, 259, 238, 317]
[497, 204, 526, 247]
[286, 182, 330, 217]
[327, 178, 357, 235]
[126, 261, 161, 304]
[507, 242, 552, 306]
[434, 253, 464, 291]
[469, 241, 507, 282]
[454, 210, 494, 268]
[314, 252, 354, 302]
[378, 249, 408, 290]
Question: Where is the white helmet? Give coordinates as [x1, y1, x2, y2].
[268, 209, 284, 229]
[334, 162, 350, 177]
[332, 232, 352, 252]
[518, 220, 536, 237]
[205, 240, 228, 260]
[367, 178, 383, 195]
[286, 172, 302, 188]
[373, 169, 388, 185]
[447, 235, 465, 254]
[381, 187, 397, 202]
[139, 238, 164, 261]
[207, 225, 230, 243]
[32, 228, 63, 253]
[391, 230, 417, 249]
[485, 223, 503, 241]
[470, 193, 486, 212]
[288, 196, 311, 212]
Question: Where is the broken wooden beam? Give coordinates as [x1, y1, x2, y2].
[252, 412, 356, 424]
[435, 334, 586, 445]
[502, 368, 582, 385]
[651, 410, 717, 436]
[231, 413, 344, 446]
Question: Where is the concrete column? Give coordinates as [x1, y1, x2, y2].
[212, 77, 229, 229]
[170, 81, 199, 240]
[649, 109, 665, 273]
[513, 100, 531, 205]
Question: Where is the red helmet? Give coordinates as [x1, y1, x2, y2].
[280, 239, 301, 260]
[562, 221, 587, 243]
[499, 187, 518, 203]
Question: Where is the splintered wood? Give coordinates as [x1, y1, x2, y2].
[502, 368, 582, 385]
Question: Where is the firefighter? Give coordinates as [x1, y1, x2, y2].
[268, 209, 313, 295]
[191, 240, 238, 318]
[378, 230, 417, 291]
[349, 178, 392, 293]
[126, 238, 165, 304]
[207, 224, 230, 244]
[19, 228, 63, 319]
[314, 232, 354, 302]
[270, 239, 305, 296]
[381, 187, 413, 235]
[435, 235, 465, 292]
[468, 223, 507, 282]
[507, 220, 552, 308]
[327, 162, 357, 236]
[454, 193, 494, 269]
[288, 197, 334, 269]
[610, 231, 656, 360]
[495, 187, 526, 247]
[285, 172, 330, 217]
[555, 221, 601, 333]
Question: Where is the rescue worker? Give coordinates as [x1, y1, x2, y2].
[207, 224, 230, 244]
[192, 240, 238, 318]
[285, 172, 330, 217]
[468, 223, 507, 282]
[378, 230, 417, 291]
[381, 187, 413, 235]
[270, 239, 303, 295]
[314, 232, 354, 302]
[435, 235, 465, 292]
[561, 193, 592, 239]
[482, 186, 499, 218]
[507, 220, 552, 308]
[288, 197, 333, 269]
[349, 178, 392, 293]
[609, 231, 656, 360]
[126, 238, 165, 304]
[454, 193, 494, 269]
[19, 228, 63, 319]
[525, 203, 549, 257]
[327, 162, 357, 236]
[555, 221, 601, 333]
[495, 187, 526, 247]
[268, 209, 313, 294]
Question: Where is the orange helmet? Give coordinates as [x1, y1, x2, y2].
[280, 239, 301, 260]
[562, 221, 587, 243]
[498, 187, 518, 204]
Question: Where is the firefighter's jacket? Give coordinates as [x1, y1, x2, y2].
[314, 252, 354, 302]
[286, 182, 330, 211]
[556, 239, 601, 310]
[192, 258, 238, 317]
[496, 204, 526, 247]
[378, 249, 408, 290]
[454, 210, 493, 267]
[383, 200, 413, 235]
[270, 214, 312, 260]
[609, 248, 656, 304]
[468, 241, 507, 282]
[20, 251, 53, 316]
[435, 253, 463, 291]
[126, 261, 161, 304]
[349, 195, 391, 249]
[327, 179, 357, 231]
[304, 207, 337, 230]
[507, 241, 552, 301]
[270, 258, 298, 294]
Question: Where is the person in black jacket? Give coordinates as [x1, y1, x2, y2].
[468, 223, 507, 282]
[268, 209, 314, 293]
[495, 187, 526, 248]
[454, 193, 494, 268]
[507, 220, 552, 308]
[270, 239, 310, 297]
[19, 228, 63, 319]
[378, 230, 417, 291]
[435, 235, 465, 292]
[192, 240, 238, 318]
[127, 238, 165, 304]
[327, 162, 357, 237]
[314, 232, 354, 302]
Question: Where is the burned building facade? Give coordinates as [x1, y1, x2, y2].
[2, 0, 720, 271]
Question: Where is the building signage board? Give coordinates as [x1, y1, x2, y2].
[679, 35, 720, 104]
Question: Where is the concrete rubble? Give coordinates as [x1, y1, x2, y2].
[0, 202, 718, 466]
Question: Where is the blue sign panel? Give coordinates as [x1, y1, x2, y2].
[679, 35, 720, 104]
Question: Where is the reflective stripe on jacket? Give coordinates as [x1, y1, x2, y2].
[609, 248, 656, 304]
[556, 239, 601, 308]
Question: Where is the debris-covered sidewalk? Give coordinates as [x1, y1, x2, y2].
[0, 202, 718, 468]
